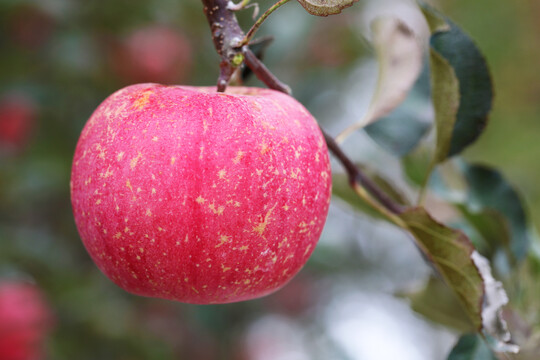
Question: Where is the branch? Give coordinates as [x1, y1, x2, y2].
[323, 131, 404, 214]
[243, 48, 291, 94]
[202, 0, 245, 91]
[200, 0, 405, 217]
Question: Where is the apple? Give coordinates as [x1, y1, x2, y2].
[70, 84, 331, 304]
[109, 25, 193, 85]
[0, 95, 36, 154]
[0, 281, 53, 360]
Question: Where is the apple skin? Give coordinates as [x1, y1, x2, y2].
[110, 26, 193, 85]
[0, 281, 53, 360]
[70, 84, 331, 304]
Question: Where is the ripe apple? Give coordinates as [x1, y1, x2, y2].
[0, 95, 36, 154]
[0, 281, 53, 360]
[70, 84, 331, 304]
[109, 26, 193, 85]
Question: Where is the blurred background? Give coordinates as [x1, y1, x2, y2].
[1, 0, 539, 359]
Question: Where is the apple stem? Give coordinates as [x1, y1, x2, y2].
[201, 0, 405, 217]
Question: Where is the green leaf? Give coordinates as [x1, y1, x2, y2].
[296, 0, 359, 16]
[399, 207, 484, 330]
[421, 5, 493, 162]
[428, 49, 460, 163]
[426, 161, 531, 265]
[448, 214, 496, 260]
[461, 163, 531, 262]
[402, 146, 433, 186]
[365, 63, 432, 156]
[405, 276, 474, 332]
[336, 17, 423, 142]
[365, 112, 431, 156]
[447, 334, 497, 360]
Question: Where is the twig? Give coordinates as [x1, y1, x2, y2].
[323, 131, 405, 215]
[241, 0, 292, 46]
[243, 48, 291, 94]
[202, 0, 245, 92]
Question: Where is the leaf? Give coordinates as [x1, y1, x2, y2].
[399, 207, 484, 330]
[336, 17, 423, 142]
[449, 214, 496, 260]
[402, 146, 433, 186]
[364, 18, 423, 126]
[462, 164, 531, 262]
[421, 4, 494, 162]
[447, 334, 497, 360]
[296, 0, 359, 16]
[365, 63, 432, 156]
[365, 112, 431, 156]
[428, 49, 460, 163]
[405, 276, 474, 333]
[400, 207, 518, 352]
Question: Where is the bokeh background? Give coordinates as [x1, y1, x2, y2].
[1, 0, 539, 359]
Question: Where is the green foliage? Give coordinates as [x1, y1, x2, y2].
[399, 207, 484, 330]
[406, 276, 474, 333]
[421, 4, 493, 162]
[461, 163, 531, 262]
[447, 334, 498, 360]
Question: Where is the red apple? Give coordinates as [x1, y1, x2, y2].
[0, 95, 36, 154]
[110, 26, 193, 85]
[0, 281, 53, 360]
[70, 84, 331, 304]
